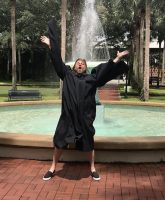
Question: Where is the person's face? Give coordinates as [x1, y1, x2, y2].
[74, 60, 86, 73]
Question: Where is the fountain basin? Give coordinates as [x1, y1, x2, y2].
[0, 101, 165, 163]
[0, 102, 164, 137]
[0, 100, 165, 162]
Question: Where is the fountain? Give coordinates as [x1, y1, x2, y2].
[1, 1, 165, 163]
[0, 102, 165, 162]
[68, 0, 109, 67]
[73, 0, 109, 61]
[67, 0, 110, 104]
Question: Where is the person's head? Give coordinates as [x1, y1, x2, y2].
[73, 58, 87, 74]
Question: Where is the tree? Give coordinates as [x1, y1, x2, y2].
[61, 0, 67, 62]
[3, 0, 61, 82]
[152, 0, 165, 85]
[141, 0, 151, 101]
[60, 0, 67, 97]
[11, 0, 17, 90]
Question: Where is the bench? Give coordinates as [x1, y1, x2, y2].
[149, 77, 159, 84]
[8, 90, 42, 101]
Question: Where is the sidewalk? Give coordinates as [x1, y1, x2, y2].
[0, 158, 165, 200]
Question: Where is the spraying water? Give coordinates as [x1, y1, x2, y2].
[72, 0, 109, 61]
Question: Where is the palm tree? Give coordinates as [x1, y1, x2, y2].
[142, 0, 151, 101]
[125, 0, 150, 100]
[162, 43, 165, 84]
[133, 6, 145, 87]
[60, 0, 67, 97]
[11, 0, 17, 90]
[152, 0, 165, 85]
[61, 0, 67, 62]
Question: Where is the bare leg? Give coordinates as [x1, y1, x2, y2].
[43, 147, 63, 180]
[87, 150, 100, 180]
[87, 150, 96, 172]
[49, 147, 63, 172]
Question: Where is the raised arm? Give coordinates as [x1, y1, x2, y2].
[91, 50, 129, 87]
[113, 50, 129, 63]
[41, 19, 68, 80]
[40, 36, 51, 48]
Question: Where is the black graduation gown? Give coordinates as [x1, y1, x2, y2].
[48, 19, 129, 151]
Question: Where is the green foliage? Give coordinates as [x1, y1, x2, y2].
[0, 1, 10, 32]
[0, 0, 165, 85]
[151, 0, 165, 42]
[1, 0, 165, 53]
[0, 0, 61, 50]
[0, 1, 11, 47]
[96, 0, 135, 49]
[0, 31, 10, 47]
[95, 0, 165, 51]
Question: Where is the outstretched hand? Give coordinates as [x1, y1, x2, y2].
[117, 50, 129, 59]
[113, 50, 129, 63]
[40, 36, 50, 48]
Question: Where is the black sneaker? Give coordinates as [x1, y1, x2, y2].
[91, 171, 101, 181]
[43, 170, 55, 181]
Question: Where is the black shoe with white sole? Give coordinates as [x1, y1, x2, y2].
[91, 171, 101, 181]
[43, 170, 55, 181]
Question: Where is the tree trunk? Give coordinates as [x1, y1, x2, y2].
[133, 26, 140, 82]
[60, 0, 67, 97]
[11, 0, 17, 90]
[162, 41, 165, 84]
[7, 39, 10, 79]
[157, 41, 162, 88]
[139, 10, 145, 86]
[61, 0, 67, 62]
[142, 0, 151, 101]
[18, 48, 22, 84]
[7, 49, 10, 77]
[132, 5, 141, 84]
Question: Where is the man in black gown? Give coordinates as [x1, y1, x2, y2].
[41, 19, 129, 181]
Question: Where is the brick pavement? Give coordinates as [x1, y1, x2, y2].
[0, 158, 165, 200]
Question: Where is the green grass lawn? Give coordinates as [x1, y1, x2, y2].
[120, 85, 165, 103]
[0, 85, 60, 102]
[0, 83, 165, 103]
[121, 96, 165, 102]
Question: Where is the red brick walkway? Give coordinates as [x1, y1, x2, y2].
[0, 158, 165, 200]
